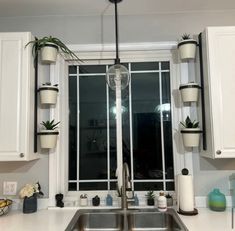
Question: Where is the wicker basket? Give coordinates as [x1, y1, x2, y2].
[0, 199, 12, 216]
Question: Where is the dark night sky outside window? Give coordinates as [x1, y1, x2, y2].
[68, 61, 174, 191]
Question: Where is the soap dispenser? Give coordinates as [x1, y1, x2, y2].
[157, 192, 167, 212]
[134, 194, 139, 206]
[106, 194, 113, 206]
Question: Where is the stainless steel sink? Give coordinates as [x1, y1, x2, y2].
[127, 209, 186, 231]
[65, 208, 188, 231]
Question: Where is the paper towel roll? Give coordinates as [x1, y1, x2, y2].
[178, 174, 195, 212]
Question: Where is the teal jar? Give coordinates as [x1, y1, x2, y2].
[208, 188, 226, 211]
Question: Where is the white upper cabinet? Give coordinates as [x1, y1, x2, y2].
[201, 27, 235, 158]
[0, 32, 39, 161]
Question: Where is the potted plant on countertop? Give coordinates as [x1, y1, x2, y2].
[19, 182, 44, 214]
[179, 82, 201, 102]
[38, 120, 60, 149]
[178, 33, 197, 60]
[38, 82, 59, 105]
[165, 193, 173, 207]
[180, 116, 202, 147]
[80, 194, 88, 206]
[146, 190, 155, 206]
[25, 36, 82, 64]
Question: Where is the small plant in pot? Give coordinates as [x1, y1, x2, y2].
[25, 36, 82, 64]
[178, 33, 197, 60]
[179, 82, 201, 103]
[146, 190, 155, 206]
[166, 193, 173, 207]
[38, 120, 60, 149]
[180, 116, 202, 147]
[80, 194, 88, 206]
[38, 82, 59, 105]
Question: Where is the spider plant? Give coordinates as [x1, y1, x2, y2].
[25, 36, 82, 62]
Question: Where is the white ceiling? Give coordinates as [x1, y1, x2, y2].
[0, 0, 235, 17]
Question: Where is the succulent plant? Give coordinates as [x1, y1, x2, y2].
[180, 116, 199, 128]
[146, 190, 155, 199]
[41, 120, 60, 130]
[80, 194, 87, 199]
[181, 33, 191, 40]
[42, 82, 58, 87]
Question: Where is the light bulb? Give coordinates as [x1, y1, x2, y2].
[106, 64, 130, 90]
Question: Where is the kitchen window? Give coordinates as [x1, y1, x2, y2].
[68, 60, 174, 192]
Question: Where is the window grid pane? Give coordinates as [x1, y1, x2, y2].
[68, 61, 174, 192]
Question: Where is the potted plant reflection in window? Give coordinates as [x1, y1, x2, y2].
[180, 116, 202, 147]
[38, 120, 60, 149]
[25, 36, 82, 64]
[178, 34, 197, 60]
[146, 191, 155, 206]
[38, 82, 59, 105]
[19, 182, 44, 214]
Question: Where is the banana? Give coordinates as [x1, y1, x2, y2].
[0, 200, 6, 208]
[0, 199, 12, 208]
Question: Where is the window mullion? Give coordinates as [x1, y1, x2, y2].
[77, 66, 80, 191]
[106, 65, 111, 191]
[159, 62, 166, 191]
[129, 62, 134, 190]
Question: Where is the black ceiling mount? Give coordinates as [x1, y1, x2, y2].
[109, 0, 122, 3]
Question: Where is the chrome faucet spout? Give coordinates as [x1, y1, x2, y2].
[121, 162, 134, 210]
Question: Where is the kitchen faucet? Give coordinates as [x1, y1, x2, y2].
[121, 162, 135, 210]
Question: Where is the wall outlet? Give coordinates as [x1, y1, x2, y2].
[3, 181, 17, 195]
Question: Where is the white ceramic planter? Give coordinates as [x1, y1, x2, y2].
[38, 130, 59, 149]
[38, 86, 59, 105]
[179, 83, 200, 102]
[181, 128, 202, 147]
[178, 39, 197, 60]
[40, 43, 58, 64]
[80, 198, 88, 206]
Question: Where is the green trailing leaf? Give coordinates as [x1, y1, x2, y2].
[41, 120, 60, 130]
[25, 36, 82, 62]
[180, 116, 199, 128]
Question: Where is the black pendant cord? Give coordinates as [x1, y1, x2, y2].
[114, 0, 120, 64]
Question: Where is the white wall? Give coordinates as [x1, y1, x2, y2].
[0, 11, 235, 44]
[0, 10, 235, 198]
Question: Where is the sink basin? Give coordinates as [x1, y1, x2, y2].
[66, 210, 124, 231]
[127, 209, 186, 231]
[65, 208, 188, 231]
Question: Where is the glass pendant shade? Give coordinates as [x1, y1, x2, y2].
[106, 64, 130, 90]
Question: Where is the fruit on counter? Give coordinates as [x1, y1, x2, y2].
[0, 199, 12, 208]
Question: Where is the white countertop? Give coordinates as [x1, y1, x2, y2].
[0, 209, 76, 231]
[179, 208, 234, 231]
[0, 207, 234, 231]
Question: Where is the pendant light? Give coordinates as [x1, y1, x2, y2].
[106, 0, 130, 192]
[106, 0, 130, 90]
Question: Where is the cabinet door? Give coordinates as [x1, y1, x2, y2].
[204, 27, 235, 158]
[0, 33, 32, 160]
